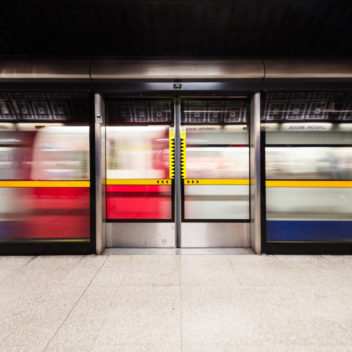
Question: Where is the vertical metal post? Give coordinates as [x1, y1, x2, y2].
[174, 98, 182, 248]
[95, 93, 106, 254]
[250, 92, 262, 254]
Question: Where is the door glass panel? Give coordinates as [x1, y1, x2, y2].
[263, 91, 352, 241]
[0, 92, 90, 241]
[181, 99, 250, 220]
[105, 99, 173, 220]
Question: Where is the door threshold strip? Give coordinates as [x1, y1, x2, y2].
[103, 248, 254, 255]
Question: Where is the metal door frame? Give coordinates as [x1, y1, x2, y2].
[94, 93, 107, 254]
[95, 92, 262, 253]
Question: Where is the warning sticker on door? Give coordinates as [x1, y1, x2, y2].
[169, 128, 175, 179]
[180, 127, 186, 179]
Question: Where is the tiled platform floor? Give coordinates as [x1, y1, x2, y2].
[0, 254, 352, 351]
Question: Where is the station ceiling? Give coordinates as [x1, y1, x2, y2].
[1, 0, 352, 57]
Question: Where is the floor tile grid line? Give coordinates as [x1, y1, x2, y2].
[60, 255, 86, 283]
[23, 255, 37, 266]
[18, 255, 85, 284]
[89, 258, 138, 351]
[0, 255, 89, 350]
[0, 256, 36, 285]
[90, 255, 182, 351]
[88, 255, 143, 351]
[89, 277, 118, 352]
[117, 256, 135, 287]
[226, 255, 243, 290]
[42, 255, 109, 352]
[90, 288, 116, 352]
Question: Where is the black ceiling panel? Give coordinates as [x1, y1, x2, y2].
[0, 0, 351, 57]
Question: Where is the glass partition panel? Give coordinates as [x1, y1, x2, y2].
[181, 99, 250, 220]
[0, 92, 91, 242]
[184, 184, 249, 220]
[263, 91, 352, 242]
[0, 123, 90, 241]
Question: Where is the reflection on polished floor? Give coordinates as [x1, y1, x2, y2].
[0, 254, 352, 351]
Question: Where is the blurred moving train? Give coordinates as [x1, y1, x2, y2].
[105, 123, 250, 221]
[0, 123, 90, 240]
[264, 123, 352, 220]
[2, 108, 352, 242]
[106, 125, 172, 220]
[1, 59, 352, 252]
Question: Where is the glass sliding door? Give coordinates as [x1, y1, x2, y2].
[105, 98, 175, 248]
[180, 98, 251, 247]
[104, 96, 252, 249]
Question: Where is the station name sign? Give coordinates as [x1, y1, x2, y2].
[281, 123, 332, 131]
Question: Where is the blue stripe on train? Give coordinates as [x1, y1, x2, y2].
[267, 220, 352, 241]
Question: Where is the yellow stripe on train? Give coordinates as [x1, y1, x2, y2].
[184, 179, 250, 185]
[0, 181, 90, 188]
[106, 179, 172, 185]
[266, 180, 352, 188]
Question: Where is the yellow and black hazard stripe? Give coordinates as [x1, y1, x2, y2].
[180, 127, 186, 179]
[169, 128, 175, 179]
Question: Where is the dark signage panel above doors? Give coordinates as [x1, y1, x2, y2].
[106, 99, 173, 125]
[262, 91, 352, 122]
[0, 92, 89, 122]
[181, 99, 248, 124]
